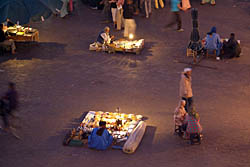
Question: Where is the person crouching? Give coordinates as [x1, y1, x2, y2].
[96, 26, 115, 48]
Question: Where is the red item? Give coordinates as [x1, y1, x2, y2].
[69, 0, 73, 12]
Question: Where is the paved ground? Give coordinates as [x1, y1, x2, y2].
[0, 0, 250, 167]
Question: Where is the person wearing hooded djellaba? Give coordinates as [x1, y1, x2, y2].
[88, 121, 113, 150]
[204, 26, 222, 58]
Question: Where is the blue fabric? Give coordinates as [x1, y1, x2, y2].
[171, 0, 180, 12]
[88, 128, 113, 150]
[0, 0, 62, 25]
[205, 33, 222, 56]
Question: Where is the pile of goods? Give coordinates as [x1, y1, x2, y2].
[7, 26, 37, 37]
[64, 111, 147, 154]
[89, 39, 144, 55]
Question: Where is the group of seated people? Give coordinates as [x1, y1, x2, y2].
[64, 121, 113, 150]
[204, 26, 241, 59]
[0, 22, 16, 55]
[174, 100, 202, 145]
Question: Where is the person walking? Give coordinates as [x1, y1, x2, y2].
[123, 0, 136, 38]
[144, 0, 152, 18]
[179, 68, 193, 113]
[165, 0, 184, 32]
[116, 0, 125, 30]
[155, 0, 164, 9]
[0, 82, 20, 139]
[110, 0, 118, 28]
[182, 0, 191, 10]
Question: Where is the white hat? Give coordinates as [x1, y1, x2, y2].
[184, 68, 192, 73]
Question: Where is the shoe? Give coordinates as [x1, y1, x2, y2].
[177, 28, 184, 32]
[146, 15, 149, 18]
[91, 6, 98, 10]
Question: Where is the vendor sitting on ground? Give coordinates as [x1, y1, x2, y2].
[174, 100, 187, 135]
[88, 121, 113, 150]
[204, 26, 222, 57]
[96, 26, 114, 47]
[221, 33, 241, 59]
[183, 107, 202, 144]
[0, 24, 16, 54]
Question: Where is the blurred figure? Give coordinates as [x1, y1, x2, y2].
[144, 0, 152, 18]
[88, 121, 113, 150]
[201, 0, 215, 5]
[155, 0, 164, 9]
[222, 33, 241, 59]
[116, 0, 125, 30]
[2, 82, 19, 117]
[110, 0, 118, 28]
[0, 82, 20, 139]
[179, 68, 193, 113]
[60, 0, 69, 18]
[123, 0, 136, 38]
[165, 0, 184, 32]
[181, 0, 191, 10]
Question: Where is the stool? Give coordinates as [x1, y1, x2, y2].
[206, 49, 216, 58]
[186, 48, 197, 57]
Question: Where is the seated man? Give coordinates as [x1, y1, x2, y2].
[183, 107, 202, 145]
[174, 100, 186, 135]
[222, 33, 241, 59]
[204, 26, 222, 57]
[88, 121, 113, 150]
[0, 24, 16, 54]
[96, 26, 114, 47]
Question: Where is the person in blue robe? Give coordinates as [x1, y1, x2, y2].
[88, 121, 113, 150]
[204, 26, 222, 57]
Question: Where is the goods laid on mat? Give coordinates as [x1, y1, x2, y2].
[63, 111, 146, 153]
[4, 26, 39, 42]
[89, 39, 144, 54]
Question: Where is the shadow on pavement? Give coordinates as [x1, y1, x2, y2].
[0, 42, 67, 64]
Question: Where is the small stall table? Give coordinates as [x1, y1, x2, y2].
[89, 39, 144, 55]
[64, 111, 147, 154]
[5, 26, 39, 42]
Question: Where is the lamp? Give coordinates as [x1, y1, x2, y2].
[129, 33, 134, 40]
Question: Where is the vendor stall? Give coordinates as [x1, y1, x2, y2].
[89, 39, 144, 55]
[64, 111, 146, 154]
[5, 26, 39, 42]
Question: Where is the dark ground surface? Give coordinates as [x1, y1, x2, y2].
[0, 0, 250, 166]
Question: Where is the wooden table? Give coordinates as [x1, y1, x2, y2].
[7, 30, 39, 42]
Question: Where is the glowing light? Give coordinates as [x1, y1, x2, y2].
[129, 33, 134, 40]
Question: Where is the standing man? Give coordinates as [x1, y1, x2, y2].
[179, 68, 193, 113]
[123, 0, 136, 38]
[165, 0, 184, 32]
